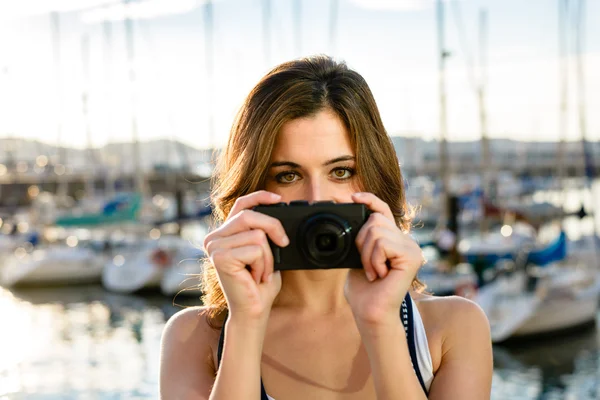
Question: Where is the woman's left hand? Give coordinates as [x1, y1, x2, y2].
[344, 192, 425, 326]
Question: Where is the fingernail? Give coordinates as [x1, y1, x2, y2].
[366, 271, 376, 282]
[353, 192, 364, 198]
[271, 193, 281, 199]
[281, 235, 290, 246]
[266, 273, 272, 283]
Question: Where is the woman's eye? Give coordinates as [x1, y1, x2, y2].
[332, 168, 353, 179]
[277, 172, 298, 183]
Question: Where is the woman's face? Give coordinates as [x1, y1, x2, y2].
[264, 109, 360, 203]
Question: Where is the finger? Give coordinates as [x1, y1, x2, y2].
[228, 190, 282, 219]
[231, 245, 265, 285]
[358, 231, 376, 282]
[211, 244, 265, 282]
[218, 210, 289, 248]
[357, 224, 380, 281]
[360, 227, 392, 280]
[355, 213, 390, 248]
[370, 238, 391, 279]
[351, 192, 394, 221]
[206, 230, 274, 284]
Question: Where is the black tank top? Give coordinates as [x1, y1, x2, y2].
[217, 293, 428, 398]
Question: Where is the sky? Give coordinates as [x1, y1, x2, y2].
[0, 0, 599, 150]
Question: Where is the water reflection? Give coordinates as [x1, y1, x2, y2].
[492, 319, 600, 399]
[0, 285, 199, 399]
[0, 284, 599, 399]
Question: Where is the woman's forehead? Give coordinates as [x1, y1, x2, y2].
[272, 110, 354, 159]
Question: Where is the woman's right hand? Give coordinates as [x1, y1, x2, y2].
[203, 191, 289, 322]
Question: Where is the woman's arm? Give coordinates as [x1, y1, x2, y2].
[159, 307, 270, 400]
[356, 317, 428, 400]
[357, 296, 492, 400]
[161, 190, 286, 398]
[210, 315, 269, 400]
[159, 307, 217, 400]
[427, 297, 493, 400]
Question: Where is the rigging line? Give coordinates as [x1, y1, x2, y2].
[262, 0, 271, 67]
[136, 16, 192, 174]
[449, 0, 478, 93]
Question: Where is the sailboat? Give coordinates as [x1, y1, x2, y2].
[475, 250, 600, 343]
[102, 234, 203, 294]
[473, 0, 600, 342]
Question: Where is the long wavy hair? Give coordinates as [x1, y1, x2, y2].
[200, 55, 424, 326]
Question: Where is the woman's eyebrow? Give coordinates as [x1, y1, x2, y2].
[269, 161, 300, 168]
[269, 155, 355, 169]
[323, 155, 355, 166]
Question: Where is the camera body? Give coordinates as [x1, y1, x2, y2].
[253, 201, 371, 270]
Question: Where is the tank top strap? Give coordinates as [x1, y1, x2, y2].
[403, 293, 428, 394]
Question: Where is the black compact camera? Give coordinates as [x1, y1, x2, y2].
[253, 201, 371, 270]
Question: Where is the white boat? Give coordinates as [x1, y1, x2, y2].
[103, 236, 203, 295]
[475, 265, 600, 343]
[418, 261, 478, 297]
[0, 244, 106, 287]
[458, 223, 537, 264]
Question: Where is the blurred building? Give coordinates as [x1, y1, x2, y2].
[391, 136, 599, 178]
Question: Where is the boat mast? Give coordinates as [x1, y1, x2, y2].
[81, 34, 97, 199]
[573, 0, 599, 239]
[329, 0, 339, 57]
[204, 0, 215, 151]
[478, 9, 490, 234]
[103, 7, 116, 197]
[436, 0, 451, 225]
[262, 0, 271, 67]
[293, 0, 302, 56]
[557, 0, 569, 200]
[123, 0, 145, 194]
[51, 12, 69, 199]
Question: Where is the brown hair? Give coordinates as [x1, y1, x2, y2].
[201, 55, 424, 325]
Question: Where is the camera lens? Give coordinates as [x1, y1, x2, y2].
[298, 213, 352, 268]
[316, 233, 336, 252]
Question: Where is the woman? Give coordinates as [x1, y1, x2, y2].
[159, 55, 493, 399]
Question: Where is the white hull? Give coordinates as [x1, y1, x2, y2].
[0, 246, 105, 287]
[102, 251, 164, 294]
[513, 291, 598, 337]
[103, 236, 203, 295]
[476, 268, 600, 343]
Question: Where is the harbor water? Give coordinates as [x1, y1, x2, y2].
[0, 285, 598, 400]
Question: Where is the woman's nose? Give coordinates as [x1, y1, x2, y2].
[305, 180, 327, 203]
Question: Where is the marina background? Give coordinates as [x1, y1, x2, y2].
[1, 0, 600, 399]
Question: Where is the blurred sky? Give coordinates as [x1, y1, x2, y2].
[0, 0, 598, 150]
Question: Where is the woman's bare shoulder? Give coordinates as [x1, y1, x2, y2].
[162, 306, 222, 355]
[160, 306, 223, 399]
[412, 292, 492, 378]
[412, 292, 490, 329]
[164, 306, 219, 334]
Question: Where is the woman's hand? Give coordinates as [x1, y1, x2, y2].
[344, 192, 425, 326]
[202, 191, 289, 322]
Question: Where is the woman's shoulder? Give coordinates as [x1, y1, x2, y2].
[160, 306, 223, 397]
[411, 292, 492, 374]
[412, 292, 490, 331]
[164, 305, 222, 331]
[161, 306, 222, 365]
